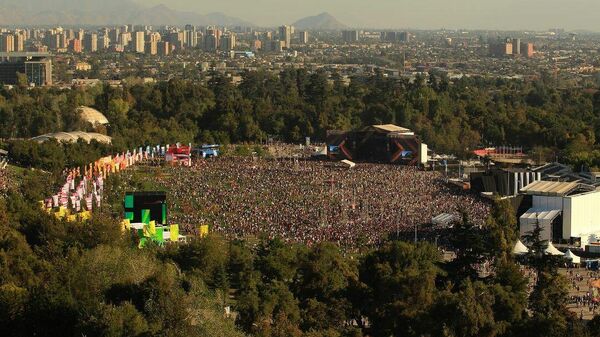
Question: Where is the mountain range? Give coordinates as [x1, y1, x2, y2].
[293, 12, 348, 30]
[0, 0, 254, 26]
[0, 1, 348, 29]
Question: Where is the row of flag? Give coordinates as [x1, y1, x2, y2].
[42, 145, 174, 217]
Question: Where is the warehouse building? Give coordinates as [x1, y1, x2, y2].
[519, 180, 600, 245]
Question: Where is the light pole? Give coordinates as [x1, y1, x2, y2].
[414, 222, 418, 244]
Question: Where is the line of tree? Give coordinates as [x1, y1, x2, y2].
[3, 69, 600, 169]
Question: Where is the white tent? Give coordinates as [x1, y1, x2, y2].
[564, 250, 582, 264]
[340, 160, 356, 169]
[432, 213, 459, 226]
[512, 240, 529, 255]
[544, 242, 565, 256]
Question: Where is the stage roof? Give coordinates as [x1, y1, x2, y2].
[369, 124, 412, 133]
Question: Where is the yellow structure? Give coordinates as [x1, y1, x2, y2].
[199, 225, 209, 237]
[170, 224, 179, 242]
[149, 221, 156, 235]
[121, 219, 131, 232]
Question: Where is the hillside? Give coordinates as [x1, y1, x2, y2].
[293, 12, 347, 30]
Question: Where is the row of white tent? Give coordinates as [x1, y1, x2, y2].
[512, 240, 581, 264]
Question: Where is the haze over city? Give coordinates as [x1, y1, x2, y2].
[137, 0, 600, 30]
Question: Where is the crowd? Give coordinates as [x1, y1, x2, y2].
[0, 168, 14, 197]
[144, 157, 490, 248]
[563, 268, 600, 319]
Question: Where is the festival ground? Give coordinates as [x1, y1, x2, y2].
[103, 156, 491, 249]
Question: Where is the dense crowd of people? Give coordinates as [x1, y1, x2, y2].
[140, 157, 490, 248]
[0, 168, 14, 197]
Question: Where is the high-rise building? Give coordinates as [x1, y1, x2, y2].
[0, 52, 52, 86]
[342, 30, 359, 43]
[44, 33, 60, 50]
[252, 39, 262, 51]
[220, 33, 236, 51]
[489, 41, 513, 57]
[0, 34, 15, 52]
[59, 33, 68, 49]
[109, 28, 120, 45]
[120, 32, 132, 47]
[83, 33, 98, 52]
[69, 39, 82, 53]
[381, 31, 409, 43]
[399, 31, 410, 43]
[278, 25, 292, 48]
[381, 31, 395, 41]
[75, 29, 85, 41]
[185, 30, 198, 48]
[167, 31, 184, 50]
[268, 40, 285, 52]
[99, 35, 110, 50]
[15, 33, 25, 52]
[203, 34, 218, 52]
[133, 31, 145, 53]
[512, 38, 521, 55]
[158, 41, 170, 56]
[300, 31, 309, 44]
[146, 41, 158, 55]
[148, 32, 161, 43]
[521, 42, 534, 58]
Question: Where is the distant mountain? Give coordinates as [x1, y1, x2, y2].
[0, 0, 254, 26]
[293, 12, 347, 30]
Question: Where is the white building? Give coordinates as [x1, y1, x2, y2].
[519, 180, 600, 244]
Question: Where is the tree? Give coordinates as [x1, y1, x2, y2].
[358, 242, 441, 337]
[431, 280, 499, 337]
[486, 199, 518, 259]
[527, 271, 572, 337]
[446, 213, 488, 282]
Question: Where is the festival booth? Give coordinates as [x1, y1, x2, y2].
[564, 249, 582, 265]
[122, 191, 189, 248]
[123, 220, 185, 248]
[512, 240, 529, 256]
[545, 242, 565, 256]
[165, 144, 192, 167]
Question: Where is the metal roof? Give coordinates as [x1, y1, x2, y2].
[78, 106, 109, 125]
[30, 132, 112, 144]
[520, 180, 580, 196]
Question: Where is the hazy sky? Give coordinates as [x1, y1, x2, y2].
[136, 0, 600, 31]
